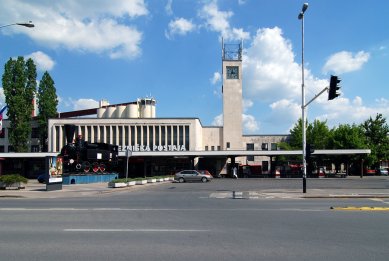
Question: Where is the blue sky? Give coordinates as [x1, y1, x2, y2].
[0, 0, 388, 134]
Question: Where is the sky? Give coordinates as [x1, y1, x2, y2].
[0, 0, 388, 134]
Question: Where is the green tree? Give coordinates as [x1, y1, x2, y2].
[37, 71, 58, 151]
[288, 118, 330, 149]
[361, 113, 389, 167]
[328, 124, 367, 174]
[329, 124, 366, 150]
[2, 57, 36, 152]
[307, 119, 330, 149]
[288, 118, 303, 149]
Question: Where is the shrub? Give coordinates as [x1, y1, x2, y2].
[0, 174, 28, 186]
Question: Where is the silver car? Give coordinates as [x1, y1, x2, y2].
[175, 170, 213, 183]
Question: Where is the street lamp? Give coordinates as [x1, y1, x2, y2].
[0, 21, 34, 29]
[298, 3, 308, 193]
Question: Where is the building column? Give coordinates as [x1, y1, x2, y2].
[52, 125, 56, 152]
[58, 125, 63, 151]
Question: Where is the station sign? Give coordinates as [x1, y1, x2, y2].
[119, 144, 187, 152]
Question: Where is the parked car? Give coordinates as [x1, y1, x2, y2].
[37, 174, 46, 183]
[175, 170, 213, 183]
[376, 168, 388, 176]
[198, 170, 214, 178]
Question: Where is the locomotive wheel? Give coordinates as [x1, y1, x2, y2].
[83, 161, 91, 173]
[99, 163, 106, 173]
[92, 162, 99, 173]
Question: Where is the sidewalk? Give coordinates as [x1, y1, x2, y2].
[0, 180, 154, 199]
[1, 179, 389, 199]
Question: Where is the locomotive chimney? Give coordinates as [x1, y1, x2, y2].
[64, 124, 76, 144]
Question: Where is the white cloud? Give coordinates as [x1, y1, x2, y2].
[212, 113, 259, 133]
[243, 98, 253, 112]
[210, 72, 221, 84]
[199, 1, 250, 41]
[0, 88, 5, 108]
[1, 0, 148, 60]
[26, 51, 55, 71]
[165, 0, 173, 16]
[268, 99, 301, 127]
[244, 27, 302, 103]
[165, 17, 196, 39]
[317, 95, 389, 128]
[322, 51, 370, 74]
[71, 98, 99, 111]
[212, 114, 223, 126]
[243, 114, 259, 133]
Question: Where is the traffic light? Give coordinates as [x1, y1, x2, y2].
[305, 144, 314, 160]
[328, 75, 341, 100]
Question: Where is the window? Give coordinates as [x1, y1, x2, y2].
[205, 146, 209, 151]
[149, 126, 154, 146]
[125, 126, 129, 146]
[167, 126, 172, 145]
[262, 161, 269, 172]
[261, 143, 268, 150]
[271, 143, 278, 150]
[226, 142, 230, 149]
[155, 126, 160, 146]
[99, 126, 105, 143]
[143, 126, 147, 145]
[137, 126, 141, 145]
[211, 146, 215, 151]
[93, 126, 98, 142]
[130, 126, 135, 145]
[173, 126, 177, 145]
[0, 146, 4, 152]
[246, 143, 254, 161]
[161, 126, 166, 145]
[184, 126, 189, 150]
[179, 126, 183, 146]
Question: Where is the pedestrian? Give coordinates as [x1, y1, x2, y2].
[232, 166, 238, 179]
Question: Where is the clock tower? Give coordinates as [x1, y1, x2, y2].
[222, 41, 243, 150]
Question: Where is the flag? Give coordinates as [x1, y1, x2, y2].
[0, 113, 3, 134]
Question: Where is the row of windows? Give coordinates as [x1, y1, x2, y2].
[246, 142, 278, 161]
[54, 124, 190, 152]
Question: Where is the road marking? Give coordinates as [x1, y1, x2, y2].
[370, 198, 389, 205]
[0, 207, 325, 212]
[64, 229, 210, 232]
[331, 206, 389, 211]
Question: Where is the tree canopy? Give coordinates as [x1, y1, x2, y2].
[2, 57, 36, 152]
[285, 114, 388, 169]
[37, 71, 58, 151]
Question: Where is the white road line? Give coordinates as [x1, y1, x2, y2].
[64, 229, 210, 232]
[0, 207, 326, 212]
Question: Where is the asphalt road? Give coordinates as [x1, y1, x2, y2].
[1, 178, 389, 261]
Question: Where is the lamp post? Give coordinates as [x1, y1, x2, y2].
[298, 3, 308, 193]
[0, 21, 34, 29]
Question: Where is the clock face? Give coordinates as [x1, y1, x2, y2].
[226, 66, 239, 79]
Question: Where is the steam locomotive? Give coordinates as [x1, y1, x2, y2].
[60, 124, 119, 174]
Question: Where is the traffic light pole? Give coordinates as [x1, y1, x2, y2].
[299, 3, 308, 193]
[304, 87, 329, 108]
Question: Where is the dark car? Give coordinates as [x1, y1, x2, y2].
[37, 174, 46, 183]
